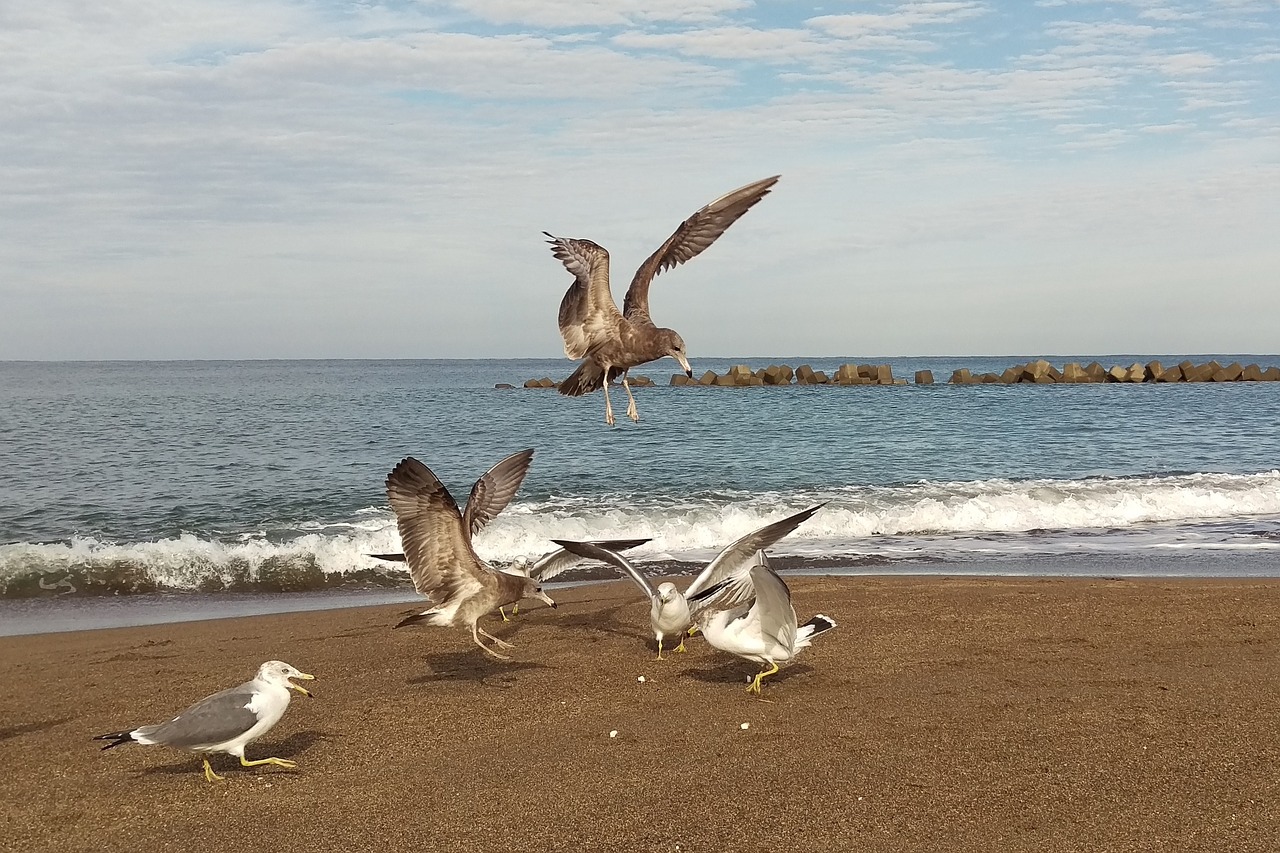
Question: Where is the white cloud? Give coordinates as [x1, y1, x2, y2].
[1, 0, 1278, 358]
[439, 0, 750, 28]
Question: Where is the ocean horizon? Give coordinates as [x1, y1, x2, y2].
[2, 356, 1278, 633]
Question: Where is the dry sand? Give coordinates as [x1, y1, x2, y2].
[2, 575, 1279, 853]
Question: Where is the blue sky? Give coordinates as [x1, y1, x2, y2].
[1, 0, 1277, 359]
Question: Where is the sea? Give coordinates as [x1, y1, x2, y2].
[2, 356, 1278, 635]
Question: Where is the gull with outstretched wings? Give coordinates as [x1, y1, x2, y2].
[384, 451, 557, 660]
[545, 175, 780, 425]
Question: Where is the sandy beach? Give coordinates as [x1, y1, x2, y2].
[3, 575, 1279, 852]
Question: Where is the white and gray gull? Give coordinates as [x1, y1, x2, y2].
[693, 552, 837, 695]
[94, 660, 315, 782]
[553, 503, 822, 659]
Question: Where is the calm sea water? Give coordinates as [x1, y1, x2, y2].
[2, 356, 1278, 621]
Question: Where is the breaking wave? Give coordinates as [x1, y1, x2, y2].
[3, 470, 1278, 597]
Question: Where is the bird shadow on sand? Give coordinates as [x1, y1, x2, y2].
[681, 661, 815, 690]
[542, 602, 650, 643]
[0, 716, 75, 742]
[405, 650, 550, 687]
[139, 730, 329, 777]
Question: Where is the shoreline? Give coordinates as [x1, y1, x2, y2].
[4, 549, 1280, 637]
[4, 575, 1280, 851]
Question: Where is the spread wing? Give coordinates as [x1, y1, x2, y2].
[529, 538, 651, 582]
[551, 540, 656, 600]
[622, 175, 780, 324]
[750, 558, 798, 653]
[462, 448, 534, 539]
[545, 233, 622, 360]
[385, 457, 492, 605]
[685, 503, 822, 602]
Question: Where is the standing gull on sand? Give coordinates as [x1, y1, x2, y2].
[385, 453, 557, 659]
[553, 503, 822, 658]
[693, 552, 836, 695]
[546, 175, 780, 425]
[94, 660, 315, 782]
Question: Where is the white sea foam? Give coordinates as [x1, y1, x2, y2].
[3, 471, 1278, 594]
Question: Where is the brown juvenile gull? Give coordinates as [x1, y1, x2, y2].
[385, 453, 557, 659]
[367, 446, 536, 567]
[545, 174, 781, 425]
[368, 538, 650, 621]
[553, 503, 822, 659]
[94, 660, 315, 783]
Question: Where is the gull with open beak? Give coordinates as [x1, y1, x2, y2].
[94, 660, 315, 782]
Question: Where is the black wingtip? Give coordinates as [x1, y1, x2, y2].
[368, 553, 407, 563]
[688, 578, 731, 604]
[801, 614, 837, 635]
[93, 731, 134, 751]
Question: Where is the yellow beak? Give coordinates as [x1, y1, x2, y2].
[289, 672, 316, 697]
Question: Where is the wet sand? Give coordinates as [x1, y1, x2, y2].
[3, 575, 1279, 853]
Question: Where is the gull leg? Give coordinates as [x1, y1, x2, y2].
[655, 636, 665, 661]
[511, 604, 519, 617]
[203, 758, 225, 783]
[602, 371, 615, 426]
[472, 623, 511, 660]
[500, 607, 511, 623]
[240, 755, 296, 770]
[675, 638, 687, 653]
[478, 625, 516, 650]
[746, 661, 781, 695]
[623, 371, 639, 422]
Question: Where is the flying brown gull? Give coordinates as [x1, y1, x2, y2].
[384, 452, 557, 659]
[544, 174, 781, 425]
[553, 503, 822, 659]
[94, 660, 315, 782]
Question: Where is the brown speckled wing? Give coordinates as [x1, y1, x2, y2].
[623, 175, 780, 324]
[545, 233, 621, 360]
[385, 457, 491, 605]
[462, 449, 534, 539]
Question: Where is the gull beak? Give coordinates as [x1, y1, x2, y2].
[674, 353, 692, 377]
[536, 590, 557, 609]
[289, 672, 316, 697]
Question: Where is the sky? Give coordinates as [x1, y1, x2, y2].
[1, 0, 1278, 360]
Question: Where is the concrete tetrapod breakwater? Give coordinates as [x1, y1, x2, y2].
[507, 359, 1279, 389]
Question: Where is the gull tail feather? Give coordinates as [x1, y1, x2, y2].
[559, 362, 623, 397]
[395, 609, 452, 629]
[795, 614, 837, 650]
[93, 730, 138, 751]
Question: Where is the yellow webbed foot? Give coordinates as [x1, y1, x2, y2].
[240, 755, 297, 770]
